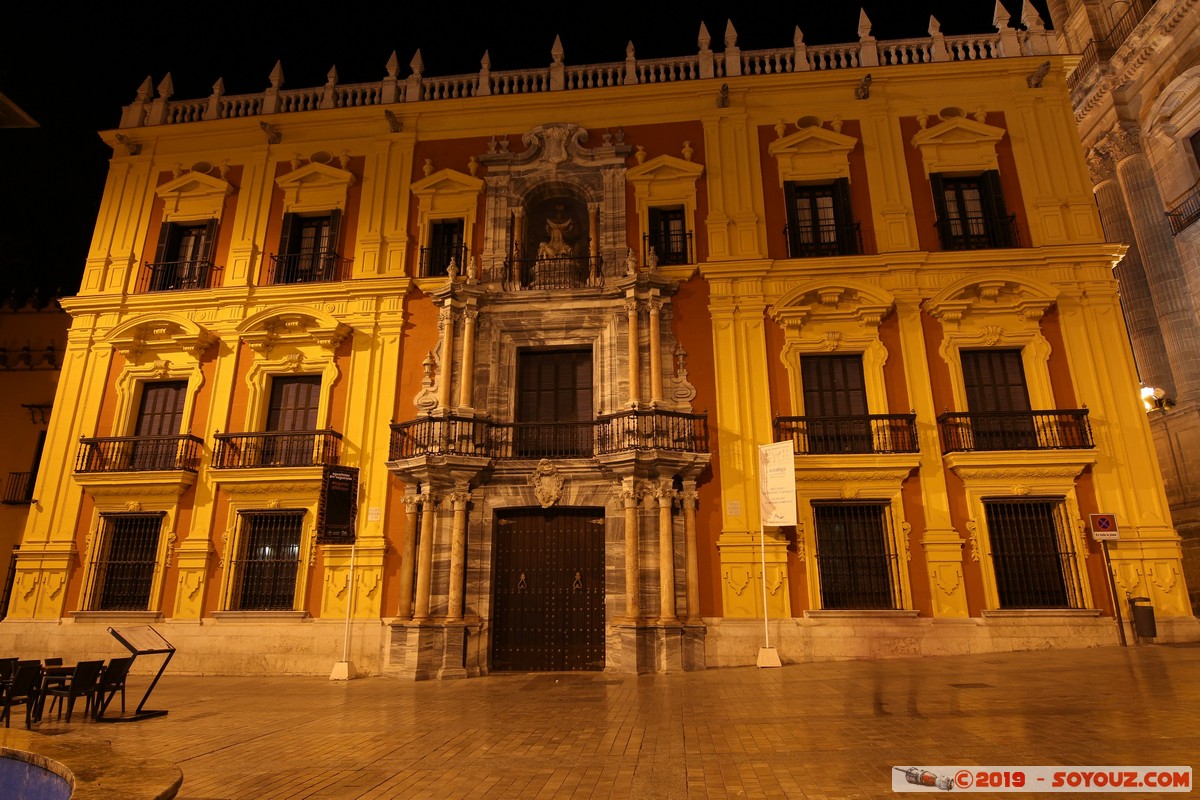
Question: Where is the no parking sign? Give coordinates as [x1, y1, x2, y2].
[1090, 513, 1119, 541]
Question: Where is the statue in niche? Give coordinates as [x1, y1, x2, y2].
[536, 205, 576, 260]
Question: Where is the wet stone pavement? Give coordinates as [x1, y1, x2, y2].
[29, 644, 1200, 799]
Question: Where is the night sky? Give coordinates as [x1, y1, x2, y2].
[0, 0, 1051, 299]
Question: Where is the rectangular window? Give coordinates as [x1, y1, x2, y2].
[516, 349, 593, 457]
[800, 355, 872, 454]
[931, 171, 1015, 250]
[275, 210, 342, 283]
[646, 206, 690, 265]
[784, 179, 858, 257]
[961, 349, 1036, 450]
[86, 513, 164, 611]
[147, 220, 217, 291]
[421, 219, 465, 277]
[129, 380, 188, 470]
[227, 511, 304, 611]
[813, 502, 901, 610]
[984, 498, 1081, 609]
[263, 375, 322, 466]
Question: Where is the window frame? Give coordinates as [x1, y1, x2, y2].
[783, 179, 859, 258]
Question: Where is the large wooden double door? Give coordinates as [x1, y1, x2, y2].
[491, 508, 606, 672]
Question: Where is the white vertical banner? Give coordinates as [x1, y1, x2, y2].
[758, 441, 797, 526]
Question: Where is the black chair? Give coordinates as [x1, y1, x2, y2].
[92, 656, 134, 719]
[0, 663, 41, 728]
[0, 657, 18, 684]
[43, 657, 63, 667]
[44, 660, 104, 722]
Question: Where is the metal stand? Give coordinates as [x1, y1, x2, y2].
[99, 626, 175, 722]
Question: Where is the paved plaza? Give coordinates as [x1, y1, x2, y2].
[20, 644, 1200, 799]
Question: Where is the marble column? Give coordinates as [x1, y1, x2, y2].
[446, 488, 470, 621]
[648, 297, 663, 406]
[457, 308, 478, 411]
[625, 296, 641, 406]
[656, 482, 678, 624]
[437, 307, 455, 409]
[622, 478, 641, 620]
[413, 491, 439, 621]
[397, 494, 420, 619]
[681, 486, 701, 622]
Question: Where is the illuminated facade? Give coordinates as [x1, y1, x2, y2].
[1048, 0, 1200, 609]
[4, 8, 1196, 677]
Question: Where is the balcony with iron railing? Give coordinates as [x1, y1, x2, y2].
[2, 472, 34, 504]
[643, 231, 693, 266]
[934, 214, 1020, 251]
[419, 244, 467, 278]
[783, 222, 863, 258]
[75, 435, 205, 473]
[937, 410, 1094, 452]
[388, 409, 708, 461]
[501, 254, 604, 291]
[773, 414, 918, 455]
[212, 430, 342, 468]
[266, 251, 351, 285]
[1167, 184, 1200, 236]
[137, 260, 222, 292]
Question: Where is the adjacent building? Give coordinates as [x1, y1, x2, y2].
[1048, 0, 1200, 609]
[3, 7, 1195, 677]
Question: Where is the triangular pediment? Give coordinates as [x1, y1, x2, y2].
[627, 155, 704, 185]
[410, 168, 484, 198]
[910, 116, 1006, 175]
[275, 162, 356, 212]
[156, 171, 235, 221]
[767, 126, 859, 183]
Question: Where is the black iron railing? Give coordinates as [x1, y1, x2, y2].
[389, 409, 709, 461]
[419, 244, 467, 278]
[1, 472, 33, 504]
[502, 255, 604, 290]
[85, 513, 163, 611]
[937, 410, 1093, 452]
[1066, 0, 1157, 89]
[267, 251, 350, 284]
[225, 510, 303, 611]
[783, 222, 863, 258]
[75, 435, 204, 473]
[774, 414, 918, 455]
[1167, 184, 1200, 236]
[643, 231, 693, 266]
[138, 260, 222, 292]
[212, 430, 342, 468]
[935, 214, 1019, 250]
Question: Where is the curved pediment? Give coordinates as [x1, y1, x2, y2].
[106, 314, 217, 361]
[767, 125, 858, 183]
[925, 274, 1055, 325]
[910, 116, 1006, 176]
[156, 170, 235, 222]
[238, 306, 351, 354]
[275, 162, 356, 213]
[770, 280, 894, 330]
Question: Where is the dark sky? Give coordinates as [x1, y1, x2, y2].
[0, 0, 1051, 298]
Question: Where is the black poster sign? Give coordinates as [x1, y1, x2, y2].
[317, 465, 359, 544]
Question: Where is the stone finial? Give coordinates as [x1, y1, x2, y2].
[269, 60, 284, 89]
[774, 120, 787, 138]
[1022, 0, 1046, 31]
[136, 76, 154, 102]
[793, 26, 804, 46]
[468, 155, 479, 176]
[682, 140, 694, 161]
[624, 41, 638, 85]
[551, 35, 564, 65]
[724, 20, 737, 49]
[326, 66, 339, 86]
[481, 51, 492, 70]
[857, 9, 872, 38]
[157, 73, 174, 99]
[410, 49, 424, 77]
[626, 40, 635, 58]
[993, 0, 1011, 29]
[635, 145, 646, 164]
[423, 158, 434, 177]
[698, 22, 711, 52]
[212, 77, 225, 95]
[386, 51, 400, 79]
[928, 15, 941, 35]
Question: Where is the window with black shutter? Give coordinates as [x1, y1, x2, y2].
[931, 171, 1016, 249]
[961, 349, 1036, 449]
[148, 219, 217, 291]
[800, 354, 872, 453]
[264, 375, 322, 465]
[647, 206, 690, 265]
[276, 210, 341, 283]
[516, 349, 593, 457]
[422, 218, 465, 277]
[129, 380, 188, 470]
[784, 179, 858, 257]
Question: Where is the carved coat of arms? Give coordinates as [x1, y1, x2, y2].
[530, 459, 564, 508]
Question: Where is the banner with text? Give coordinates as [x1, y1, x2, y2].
[758, 441, 797, 527]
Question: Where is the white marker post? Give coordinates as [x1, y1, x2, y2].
[757, 441, 797, 668]
[330, 544, 358, 680]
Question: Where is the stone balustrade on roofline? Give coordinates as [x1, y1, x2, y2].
[118, 7, 1057, 129]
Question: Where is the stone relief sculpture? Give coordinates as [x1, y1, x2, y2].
[536, 209, 576, 260]
[530, 459, 565, 507]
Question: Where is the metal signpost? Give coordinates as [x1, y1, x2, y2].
[1090, 513, 1126, 647]
[757, 441, 797, 668]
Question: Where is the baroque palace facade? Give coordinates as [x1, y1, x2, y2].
[1047, 0, 1200, 608]
[4, 7, 1197, 677]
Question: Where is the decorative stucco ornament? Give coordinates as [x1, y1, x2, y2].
[530, 459, 565, 508]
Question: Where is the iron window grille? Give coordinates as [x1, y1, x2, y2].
[85, 513, 165, 611]
[225, 510, 304, 611]
[812, 501, 904, 610]
[983, 498, 1084, 609]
